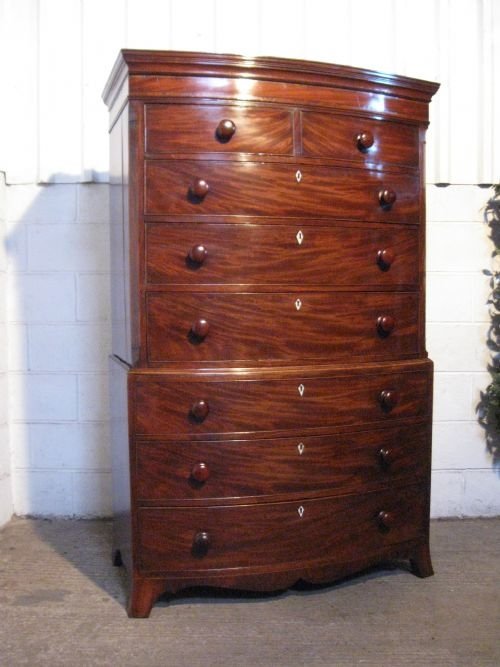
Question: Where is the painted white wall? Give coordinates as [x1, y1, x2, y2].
[0, 0, 499, 186]
[0, 0, 499, 522]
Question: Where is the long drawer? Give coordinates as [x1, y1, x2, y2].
[145, 161, 419, 222]
[145, 103, 294, 155]
[137, 484, 428, 573]
[131, 366, 431, 438]
[145, 222, 419, 287]
[136, 422, 430, 501]
[145, 291, 420, 363]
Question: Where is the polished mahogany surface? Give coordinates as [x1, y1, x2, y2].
[145, 161, 420, 220]
[145, 104, 294, 155]
[132, 366, 430, 438]
[138, 484, 428, 573]
[301, 112, 419, 166]
[145, 291, 420, 363]
[135, 422, 430, 502]
[104, 50, 438, 617]
[145, 222, 419, 287]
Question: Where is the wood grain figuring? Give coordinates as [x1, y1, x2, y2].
[145, 222, 419, 287]
[135, 423, 430, 501]
[145, 104, 293, 155]
[132, 368, 430, 438]
[104, 50, 437, 616]
[128, 76, 432, 124]
[145, 291, 420, 363]
[145, 161, 420, 222]
[301, 111, 419, 166]
[137, 484, 428, 573]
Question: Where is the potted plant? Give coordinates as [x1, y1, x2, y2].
[479, 183, 500, 465]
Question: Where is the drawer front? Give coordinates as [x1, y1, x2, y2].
[145, 161, 419, 223]
[136, 423, 430, 501]
[302, 112, 419, 166]
[145, 222, 419, 287]
[145, 104, 293, 155]
[132, 368, 431, 438]
[137, 484, 428, 573]
[146, 291, 420, 363]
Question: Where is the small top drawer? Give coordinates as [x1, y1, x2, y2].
[302, 112, 419, 167]
[145, 104, 294, 155]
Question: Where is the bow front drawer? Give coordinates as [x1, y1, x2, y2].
[145, 291, 420, 363]
[136, 422, 430, 501]
[145, 161, 419, 222]
[137, 484, 428, 574]
[131, 365, 432, 438]
[145, 222, 419, 287]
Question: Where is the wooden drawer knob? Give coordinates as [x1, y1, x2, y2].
[191, 318, 210, 340]
[190, 178, 209, 199]
[377, 248, 395, 270]
[188, 244, 208, 265]
[377, 315, 395, 336]
[378, 447, 392, 469]
[216, 119, 236, 141]
[356, 130, 374, 151]
[192, 531, 210, 555]
[379, 188, 397, 208]
[190, 399, 209, 422]
[191, 462, 210, 483]
[379, 389, 399, 412]
[377, 510, 394, 531]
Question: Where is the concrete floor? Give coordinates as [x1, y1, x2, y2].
[0, 518, 499, 666]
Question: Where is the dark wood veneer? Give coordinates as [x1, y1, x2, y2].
[137, 484, 429, 573]
[301, 111, 419, 166]
[146, 104, 293, 155]
[135, 422, 430, 502]
[145, 161, 420, 221]
[104, 50, 438, 617]
[145, 222, 419, 287]
[145, 291, 420, 363]
[132, 367, 430, 438]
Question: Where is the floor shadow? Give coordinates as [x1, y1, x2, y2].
[30, 517, 127, 607]
[25, 515, 414, 613]
[155, 562, 408, 609]
[155, 570, 410, 610]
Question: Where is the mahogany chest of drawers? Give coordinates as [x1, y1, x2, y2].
[103, 50, 439, 617]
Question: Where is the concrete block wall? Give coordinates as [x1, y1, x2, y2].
[6, 182, 112, 517]
[2, 179, 498, 519]
[427, 185, 498, 517]
[0, 172, 13, 525]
